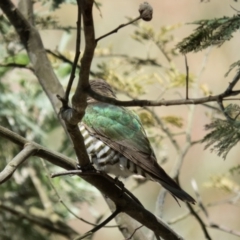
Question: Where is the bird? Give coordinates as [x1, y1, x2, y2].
[80, 79, 195, 204]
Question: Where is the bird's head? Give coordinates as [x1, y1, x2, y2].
[87, 79, 116, 102]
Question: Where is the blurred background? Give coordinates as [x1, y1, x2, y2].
[1, 0, 240, 239]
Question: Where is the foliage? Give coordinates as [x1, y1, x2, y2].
[204, 174, 240, 193]
[177, 15, 240, 54]
[202, 104, 240, 159]
[132, 22, 181, 61]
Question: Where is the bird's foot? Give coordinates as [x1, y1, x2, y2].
[76, 162, 96, 172]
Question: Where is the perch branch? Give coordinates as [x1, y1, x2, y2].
[0, 143, 37, 184]
[0, 125, 183, 240]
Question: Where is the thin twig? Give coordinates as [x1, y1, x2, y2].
[42, 160, 118, 228]
[208, 222, 240, 237]
[74, 208, 121, 240]
[64, 0, 81, 103]
[191, 179, 209, 218]
[51, 169, 143, 207]
[224, 69, 240, 94]
[0, 0, 65, 117]
[95, 16, 141, 43]
[217, 98, 233, 121]
[45, 49, 97, 76]
[28, 166, 54, 213]
[184, 55, 189, 99]
[0, 63, 34, 71]
[0, 143, 37, 184]
[125, 225, 144, 240]
[186, 203, 212, 240]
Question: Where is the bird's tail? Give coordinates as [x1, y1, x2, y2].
[159, 179, 196, 204]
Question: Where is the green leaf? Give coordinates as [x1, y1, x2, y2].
[202, 104, 240, 159]
[177, 15, 240, 53]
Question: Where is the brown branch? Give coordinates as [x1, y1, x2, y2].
[208, 223, 240, 237]
[0, 63, 34, 71]
[75, 208, 121, 240]
[0, 143, 37, 184]
[0, 125, 183, 240]
[191, 180, 240, 238]
[42, 160, 118, 228]
[45, 49, 97, 77]
[0, 125, 76, 170]
[0, 0, 65, 116]
[224, 69, 240, 94]
[126, 225, 144, 240]
[85, 61, 240, 108]
[52, 169, 143, 207]
[184, 55, 189, 99]
[59, 0, 95, 170]
[95, 2, 153, 43]
[186, 203, 212, 240]
[64, 0, 81, 103]
[86, 82, 240, 107]
[95, 16, 141, 43]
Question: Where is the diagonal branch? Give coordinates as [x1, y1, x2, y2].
[95, 2, 152, 43]
[0, 125, 76, 170]
[64, 0, 82, 103]
[76, 208, 121, 240]
[95, 16, 141, 43]
[0, 0, 65, 118]
[0, 125, 182, 240]
[0, 143, 37, 184]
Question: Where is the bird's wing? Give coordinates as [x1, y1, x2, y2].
[83, 103, 172, 181]
[82, 102, 195, 204]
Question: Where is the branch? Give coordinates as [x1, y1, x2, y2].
[86, 85, 240, 107]
[186, 203, 212, 240]
[95, 2, 152, 43]
[75, 208, 121, 240]
[0, 63, 34, 71]
[184, 55, 189, 99]
[42, 159, 118, 228]
[208, 222, 240, 238]
[64, 0, 81, 103]
[58, 0, 95, 170]
[104, 195, 147, 240]
[0, 125, 76, 170]
[0, 125, 183, 240]
[0, 143, 37, 184]
[45, 49, 97, 77]
[0, 0, 65, 117]
[95, 16, 141, 43]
